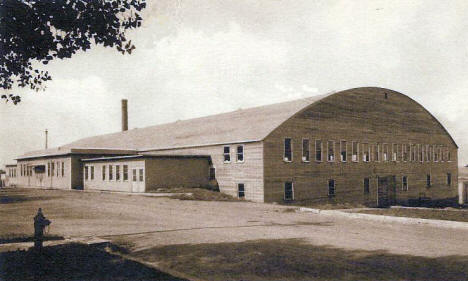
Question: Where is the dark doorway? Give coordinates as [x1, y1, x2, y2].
[377, 175, 396, 207]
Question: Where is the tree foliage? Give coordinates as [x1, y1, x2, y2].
[0, 0, 146, 104]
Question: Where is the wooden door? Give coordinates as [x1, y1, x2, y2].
[377, 176, 396, 207]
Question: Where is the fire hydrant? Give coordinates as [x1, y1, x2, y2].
[34, 208, 51, 249]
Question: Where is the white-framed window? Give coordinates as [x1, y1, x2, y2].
[439, 146, 444, 162]
[352, 141, 359, 162]
[236, 145, 244, 162]
[132, 169, 137, 182]
[315, 140, 322, 162]
[116, 165, 120, 181]
[90, 166, 94, 180]
[102, 165, 106, 181]
[340, 140, 347, 162]
[139, 168, 144, 182]
[373, 144, 380, 162]
[84, 166, 89, 181]
[62, 162, 64, 177]
[109, 165, 113, 180]
[363, 178, 370, 194]
[392, 144, 398, 161]
[47, 163, 50, 177]
[56, 161, 59, 177]
[209, 167, 216, 180]
[302, 139, 310, 162]
[447, 148, 452, 162]
[223, 146, 231, 163]
[123, 165, 128, 181]
[328, 179, 335, 196]
[434, 145, 438, 162]
[428, 145, 433, 162]
[327, 140, 335, 162]
[238, 183, 245, 198]
[51, 162, 55, 177]
[420, 144, 424, 162]
[284, 138, 292, 162]
[284, 181, 294, 201]
[362, 143, 370, 162]
[402, 176, 408, 191]
[410, 144, 416, 162]
[383, 143, 389, 162]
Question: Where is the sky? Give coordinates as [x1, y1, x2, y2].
[1, 0, 468, 166]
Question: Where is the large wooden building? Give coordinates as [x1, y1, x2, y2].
[6, 87, 458, 205]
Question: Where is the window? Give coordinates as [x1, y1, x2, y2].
[47, 163, 50, 177]
[439, 146, 444, 162]
[410, 144, 416, 162]
[402, 176, 408, 191]
[447, 173, 452, 186]
[51, 162, 55, 177]
[90, 166, 94, 180]
[209, 167, 216, 180]
[383, 144, 389, 161]
[419, 144, 423, 162]
[315, 140, 322, 161]
[284, 181, 294, 200]
[236, 145, 244, 162]
[340, 140, 347, 162]
[327, 140, 335, 162]
[328, 179, 335, 197]
[61, 162, 64, 177]
[362, 143, 370, 162]
[392, 144, 398, 161]
[109, 165, 113, 180]
[373, 144, 380, 162]
[302, 139, 310, 162]
[284, 138, 292, 162]
[123, 165, 128, 181]
[84, 166, 88, 180]
[102, 165, 106, 180]
[132, 169, 137, 182]
[428, 145, 433, 162]
[447, 149, 451, 161]
[363, 178, 370, 194]
[116, 165, 120, 181]
[402, 144, 407, 161]
[56, 161, 59, 177]
[139, 169, 144, 182]
[426, 174, 431, 187]
[223, 146, 231, 163]
[433, 145, 438, 162]
[238, 183, 245, 198]
[352, 141, 359, 162]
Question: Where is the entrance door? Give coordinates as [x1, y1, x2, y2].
[377, 175, 396, 207]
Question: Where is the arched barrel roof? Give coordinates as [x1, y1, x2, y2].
[18, 87, 456, 159]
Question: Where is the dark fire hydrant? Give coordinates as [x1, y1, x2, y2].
[34, 208, 51, 249]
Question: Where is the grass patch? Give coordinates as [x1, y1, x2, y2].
[355, 208, 468, 222]
[123, 238, 468, 281]
[0, 243, 187, 281]
[156, 187, 240, 202]
[0, 234, 64, 245]
[284, 200, 368, 210]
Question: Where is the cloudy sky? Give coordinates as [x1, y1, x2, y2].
[1, 0, 468, 165]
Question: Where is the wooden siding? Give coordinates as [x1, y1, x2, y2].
[16, 157, 72, 189]
[264, 88, 458, 204]
[145, 158, 210, 190]
[143, 142, 265, 202]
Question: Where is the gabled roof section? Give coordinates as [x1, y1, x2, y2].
[18, 94, 328, 159]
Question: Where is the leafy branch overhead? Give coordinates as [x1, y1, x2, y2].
[0, 0, 146, 104]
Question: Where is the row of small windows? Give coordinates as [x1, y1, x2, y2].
[223, 145, 244, 163]
[19, 164, 33, 177]
[284, 139, 452, 163]
[8, 168, 17, 178]
[283, 173, 452, 200]
[84, 164, 144, 182]
[46, 162, 65, 177]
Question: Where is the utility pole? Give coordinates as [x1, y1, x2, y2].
[45, 129, 48, 149]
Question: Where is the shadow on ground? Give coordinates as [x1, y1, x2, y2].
[0, 243, 186, 281]
[118, 238, 468, 281]
[0, 234, 64, 244]
[0, 194, 53, 204]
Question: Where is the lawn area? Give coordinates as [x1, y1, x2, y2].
[355, 207, 468, 222]
[0, 243, 186, 281]
[111, 238, 468, 281]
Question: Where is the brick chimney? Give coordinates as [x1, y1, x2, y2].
[121, 99, 128, 131]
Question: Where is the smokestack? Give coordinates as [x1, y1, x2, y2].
[45, 129, 48, 149]
[121, 99, 128, 131]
